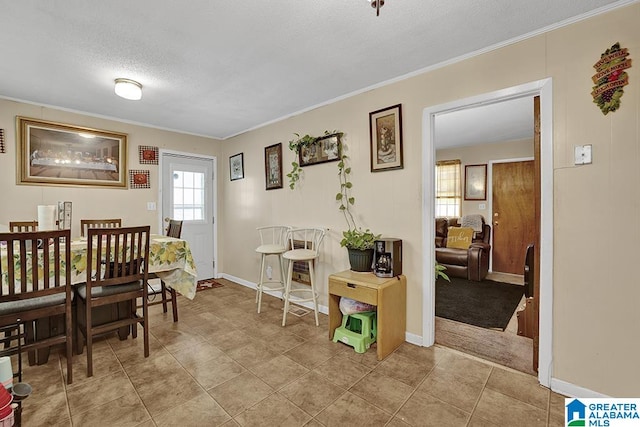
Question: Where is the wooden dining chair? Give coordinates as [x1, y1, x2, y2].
[75, 226, 150, 377]
[146, 219, 183, 322]
[80, 218, 122, 237]
[0, 229, 73, 384]
[9, 221, 39, 232]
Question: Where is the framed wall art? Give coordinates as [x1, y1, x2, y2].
[264, 143, 283, 190]
[370, 104, 403, 172]
[129, 169, 150, 189]
[17, 116, 128, 188]
[229, 152, 244, 181]
[138, 145, 158, 165]
[464, 164, 487, 200]
[298, 133, 341, 167]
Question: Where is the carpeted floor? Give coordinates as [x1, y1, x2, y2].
[435, 276, 524, 330]
[196, 278, 224, 291]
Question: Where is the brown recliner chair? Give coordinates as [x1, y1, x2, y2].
[435, 217, 491, 281]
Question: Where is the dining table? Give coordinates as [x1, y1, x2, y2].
[1, 233, 198, 364]
[68, 234, 199, 300]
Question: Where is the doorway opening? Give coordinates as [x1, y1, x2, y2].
[422, 79, 554, 387]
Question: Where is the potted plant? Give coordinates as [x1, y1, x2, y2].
[435, 261, 450, 282]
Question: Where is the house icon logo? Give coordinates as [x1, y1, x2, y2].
[566, 399, 586, 426]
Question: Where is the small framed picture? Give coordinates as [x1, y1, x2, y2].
[370, 104, 403, 172]
[138, 145, 158, 165]
[464, 164, 487, 200]
[129, 169, 150, 189]
[264, 143, 283, 190]
[298, 133, 342, 167]
[229, 153, 244, 181]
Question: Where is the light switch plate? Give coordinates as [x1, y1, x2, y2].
[147, 202, 156, 211]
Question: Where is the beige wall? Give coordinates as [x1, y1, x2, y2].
[437, 138, 534, 217]
[0, 99, 221, 237]
[222, 4, 640, 396]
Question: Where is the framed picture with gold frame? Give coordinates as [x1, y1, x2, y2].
[17, 116, 128, 188]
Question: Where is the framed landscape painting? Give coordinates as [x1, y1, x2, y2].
[464, 164, 487, 200]
[229, 152, 244, 181]
[17, 117, 128, 188]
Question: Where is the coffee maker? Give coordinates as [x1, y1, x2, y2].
[373, 238, 402, 278]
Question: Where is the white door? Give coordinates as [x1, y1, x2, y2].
[161, 152, 216, 281]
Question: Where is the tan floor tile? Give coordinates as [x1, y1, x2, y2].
[417, 365, 485, 412]
[184, 352, 246, 390]
[133, 420, 156, 427]
[260, 330, 307, 354]
[154, 393, 231, 426]
[394, 342, 449, 369]
[386, 416, 412, 427]
[343, 346, 382, 369]
[284, 341, 336, 369]
[374, 353, 432, 387]
[250, 354, 309, 390]
[396, 393, 470, 426]
[282, 321, 326, 340]
[312, 353, 371, 389]
[209, 329, 256, 353]
[473, 388, 546, 426]
[485, 366, 548, 409]
[350, 370, 414, 414]
[435, 352, 492, 384]
[208, 371, 273, 416]
[234, 393, 311, 426]
[170, 339, 226, 367]
[66, 369, 135, 415]
[279, 372, 345, 417]
[227, 339, 281, 369]
[21, 354, 66, 400]
[71, 392, 150, 426]
[21, 389, 71, 427]
[467, 414, 502, 426]
[303, 419, 325, 427]
[315, 392, 391, 426]
[150, 324, 206, 352]
[107, 331, 166, 367]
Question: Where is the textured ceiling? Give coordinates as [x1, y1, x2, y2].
[0, 0, 632, 140]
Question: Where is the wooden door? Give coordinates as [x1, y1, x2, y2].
[491, 160, 536, 274]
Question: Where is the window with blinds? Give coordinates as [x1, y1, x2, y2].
[435, 159, 461, 217]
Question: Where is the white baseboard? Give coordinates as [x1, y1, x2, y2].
[550, 378, 609, 398]
[405, 332, 423, 346]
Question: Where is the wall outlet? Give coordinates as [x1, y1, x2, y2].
[147, 202, 156, 211]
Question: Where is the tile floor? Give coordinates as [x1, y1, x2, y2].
[20, 278, 566, 426]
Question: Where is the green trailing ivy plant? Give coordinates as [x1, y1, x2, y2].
[284, 130, 380, 250]
[336, 148, 380, 250]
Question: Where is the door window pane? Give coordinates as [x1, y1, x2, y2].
[173, 169, 205, 221]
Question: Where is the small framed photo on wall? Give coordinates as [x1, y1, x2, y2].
[229, 153, 244, 181]
[464, 164, 487, 200]
[264, 143, 283, 190]
[369, 104, 403, 172]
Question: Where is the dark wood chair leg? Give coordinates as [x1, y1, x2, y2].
[170, 288, 178, 322]
[161, 283, 168, 313]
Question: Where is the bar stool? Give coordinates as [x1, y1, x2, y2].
[255, 226, 292, 313]
[282, 228, 326, 326]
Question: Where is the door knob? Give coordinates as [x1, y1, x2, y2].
[164, 217, 170, 222]
[494, 221, 499, 226]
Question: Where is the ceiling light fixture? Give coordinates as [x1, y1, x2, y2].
[368, 0, 384, 16]
[114, 78, 143, 100]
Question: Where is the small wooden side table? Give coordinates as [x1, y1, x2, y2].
[328, 270, 406, 360]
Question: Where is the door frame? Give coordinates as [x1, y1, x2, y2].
[158, 149, 219, 279]
[488, 156, 535, 273]
[421, 78, 554, 387]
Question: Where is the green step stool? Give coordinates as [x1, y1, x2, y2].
[332, 311, 377, 353]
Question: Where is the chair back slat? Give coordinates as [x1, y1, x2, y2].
[80, 219, 122, 237]
[0, 229, 71, 300]
[166, 220, 183, 238]
[257, 225, 291, 248]
[86, 226, 149, 297]
[9, 221, 38, 233]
